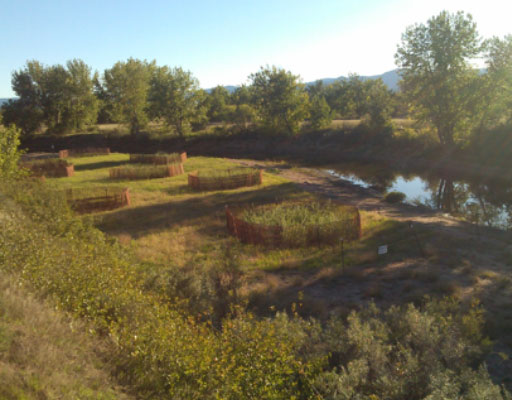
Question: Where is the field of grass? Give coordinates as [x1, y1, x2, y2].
[41, 153, 453, 317]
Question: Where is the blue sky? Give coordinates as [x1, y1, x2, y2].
[1, 0, 511, 97]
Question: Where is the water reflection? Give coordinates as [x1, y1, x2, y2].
[326, 163, 512, 230]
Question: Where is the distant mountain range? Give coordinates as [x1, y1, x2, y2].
[209, 69, 401, 93]
[308, 69, 400, 91]
[0, 98, 10, 106]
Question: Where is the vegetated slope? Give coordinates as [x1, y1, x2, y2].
[0, 271, 133, 400]
[1, 158, 511, 398]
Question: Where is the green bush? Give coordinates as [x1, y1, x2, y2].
[383, 191, 407, 203]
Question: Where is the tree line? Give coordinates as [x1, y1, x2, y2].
[1, 60, 399, 137]
[1, 10, 512, 154]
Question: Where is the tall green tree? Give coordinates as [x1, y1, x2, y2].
[206, 85, 230, 122]
[103, 58, 154, 135]
[395, 11, 482, 150]
[309, 95, 333, 129]
[249, 66, 309, 135]
[148, 66, 206, 137]
[3, 59, 97, 135]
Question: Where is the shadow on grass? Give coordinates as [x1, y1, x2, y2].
[74, 160, 128, 172]
[97, 182, 302, 239]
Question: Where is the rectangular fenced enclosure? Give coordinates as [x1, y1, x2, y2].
[59, 147, 111, 158]
[129, 152, 187, 165]
[109, 163, 184, 180]
[226, 203, 361, 247]
[65, 187, 130, 213]
[188, 169, 263, 191]
[20, 159, 74, 178]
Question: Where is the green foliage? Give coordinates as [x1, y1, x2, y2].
[396, 11, 482, 149]
[0, 121, 23, 179]
[149, 66, 206, 137]
[313, 299, 509, 400]
[383, 191, 406, 203]
[102, 58, 155, 135]
[0, 181, 318, 399]
[241, 201, 360, 246]
[250, 66, 310, 135]
[206, 85, 231, 122]
[4, 59, 98, 135]
[309, 95, 333, 129]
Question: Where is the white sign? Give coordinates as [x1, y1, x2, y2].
[378, 245, 388, 255]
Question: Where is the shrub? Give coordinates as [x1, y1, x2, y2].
[312, 299, 510, 400]
[383, 191, 406, 203]
[0, 122, 24, 179]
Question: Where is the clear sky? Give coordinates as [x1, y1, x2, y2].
[1, 0, 511, 97]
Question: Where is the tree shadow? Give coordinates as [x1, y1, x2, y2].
[74, 160, 128, 172]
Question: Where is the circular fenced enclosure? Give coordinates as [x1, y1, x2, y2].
[21, 159, 74, 178]
[65, 187, 130, 213]
[59, 147, 111, 158]
[109, 163, 184, 180]
[188, 168, 263, 191]
[226, 201, 361, 247]
[129, 152, 187, 165]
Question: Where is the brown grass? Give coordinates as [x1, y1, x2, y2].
[0, 272, 132, 399]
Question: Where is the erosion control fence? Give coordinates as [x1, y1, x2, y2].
[129, 152, 187, 165]
[109, 163, 184, 180]
[65, 187, 130, 213]
[59, 147, 111, 158]
[20, 159, 74, 178]
[188, 168, 263, 191]
[226, 202, 361, 247]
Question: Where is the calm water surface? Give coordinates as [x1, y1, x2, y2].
[325, 162, 512, 230]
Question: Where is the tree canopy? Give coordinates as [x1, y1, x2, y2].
[148, 66, 206, 137]
[395, 11, 482, 149]
[3, 59, 98, 135]
[102, 58, 154, 135]
[250, 66, 310, 135]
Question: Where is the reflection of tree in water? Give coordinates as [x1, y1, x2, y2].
[428, 178, 512, 229]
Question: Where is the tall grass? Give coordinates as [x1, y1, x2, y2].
[239, 201, 361, 246]
[109, 163, 184, 180]
[129, 152, 185, 165]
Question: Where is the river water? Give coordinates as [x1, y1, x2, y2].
[325, 162, 512, 230]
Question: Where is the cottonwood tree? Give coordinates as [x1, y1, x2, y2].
[206, 85, 230, 122]
[249, 66, 309, 135]
[3, 59, 97, 135]
[309, 95, 333, 129]
[148, 66, 206, 137]
[396, 11, 482, 150]
[102, 58, 154, 135]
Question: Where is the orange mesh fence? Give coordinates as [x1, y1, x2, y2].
[65, 187, 130, 213]
[188, 169, 263, 191]
[20, 159, 74, 178]
[59, 147, 110, 158]
[109, 163, 184, 180]
[129, 152, 187, 165]
[226, 203, 361, 247]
